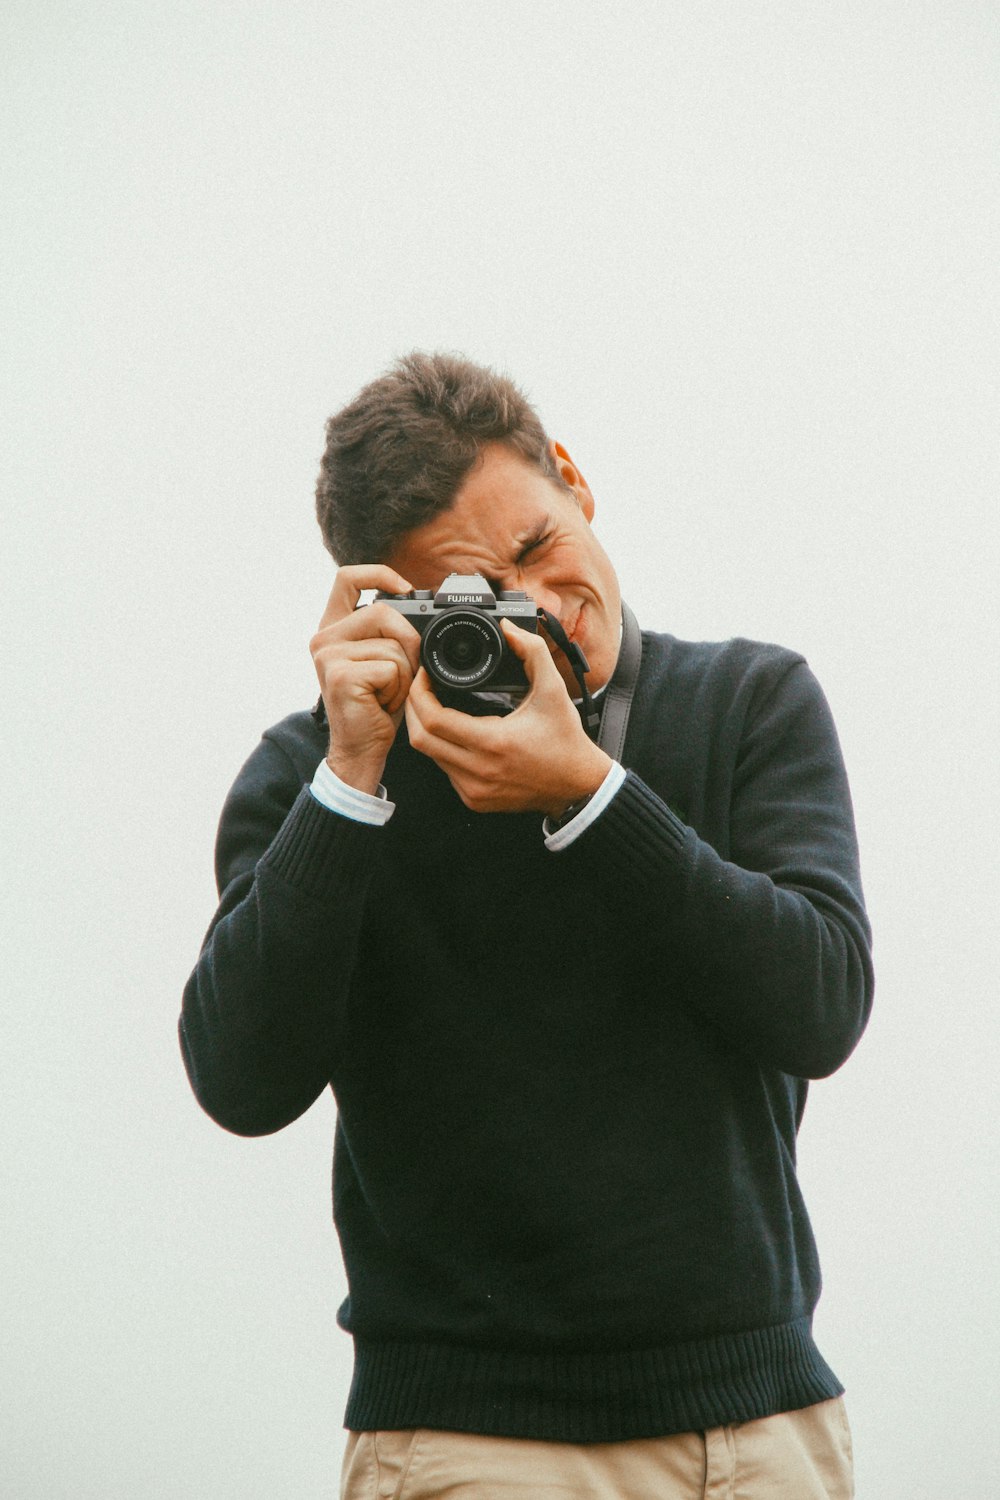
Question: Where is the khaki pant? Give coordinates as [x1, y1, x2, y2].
[340, 1396, 854, 1499]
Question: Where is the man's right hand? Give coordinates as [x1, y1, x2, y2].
[309, 565, 421, 794]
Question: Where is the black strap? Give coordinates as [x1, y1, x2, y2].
[537, 607, 601, 737]
[545, 601, 643, 832]
[597, 601, 642, 760]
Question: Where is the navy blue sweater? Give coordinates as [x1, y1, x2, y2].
[180, 631, 873, 1441]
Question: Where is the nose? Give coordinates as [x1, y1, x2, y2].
[523, 579, 562, 619]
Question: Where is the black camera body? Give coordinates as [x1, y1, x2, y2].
[373, 573, 538, 694]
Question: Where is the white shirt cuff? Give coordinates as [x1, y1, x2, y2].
[309, 760, 396, 826]
[543, 761, 627, 851]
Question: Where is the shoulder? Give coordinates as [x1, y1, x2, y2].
[638, 629, 808, 704]
[259, 706, 329, 781]
[629, 630, 835, 770]
[214, 708, 328, 894]
[221, 707, 327, 800]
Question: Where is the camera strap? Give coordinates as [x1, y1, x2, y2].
[537, 608, 600, 736]
[538, 600, 642, 755]
[596, 600, 642, 759]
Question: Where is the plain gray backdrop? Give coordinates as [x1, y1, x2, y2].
[3, 3, 997, 1496]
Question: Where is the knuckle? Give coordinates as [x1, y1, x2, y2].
[311, 623, 339, 652]
[461, 775, 494, 813]
[370, 602, 407, 637]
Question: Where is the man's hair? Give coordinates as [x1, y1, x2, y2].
[315, 351, 567, 564]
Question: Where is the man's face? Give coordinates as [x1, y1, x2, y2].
[384, 442, 623, 695]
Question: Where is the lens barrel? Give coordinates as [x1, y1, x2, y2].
[421, 610, 503, 689]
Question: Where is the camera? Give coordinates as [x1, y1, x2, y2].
[371, 573, 539, 694]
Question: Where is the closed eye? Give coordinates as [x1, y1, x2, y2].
[516, 530, 551, 564]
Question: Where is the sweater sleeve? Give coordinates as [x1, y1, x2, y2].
[179, 732, 386, 1135]
[559, 659, 874, 1079]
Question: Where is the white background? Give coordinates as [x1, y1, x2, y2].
[3, 4, 997, 1497]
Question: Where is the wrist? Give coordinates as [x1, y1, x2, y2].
[325, 751, 387, 797]
[547, 792, 594, 831]
[544, 747, 613, 821]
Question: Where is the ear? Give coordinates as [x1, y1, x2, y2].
[549, 439, 595, 522]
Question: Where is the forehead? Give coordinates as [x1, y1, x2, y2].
[387, 445, 558, 580]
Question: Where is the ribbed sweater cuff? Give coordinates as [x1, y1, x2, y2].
[570, 771, 691, 898]
[344, 1318, 843, 1442]
[262, 786, 385, 902]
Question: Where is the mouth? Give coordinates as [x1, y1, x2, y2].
[540, 609, 587, 685]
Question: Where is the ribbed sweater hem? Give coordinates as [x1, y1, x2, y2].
[343, 1318, 843, 1442]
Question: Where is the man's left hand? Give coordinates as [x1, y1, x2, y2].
[404, 618, 613, 818]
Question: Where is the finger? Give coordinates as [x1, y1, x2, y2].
[317, 564, 414, 630]
[313, 602, 422, 672]
[320, 657, 408, 720]
[407, 668, 499, 749]
[405, 676, 504, 772]
[367, 660, 411, 719]
[324, 636, 414, 662]
[500, 617, 562, 690]
[404, 703, 483, 775]
[315, 636, 417, 689]
[319, 649, 408, 705]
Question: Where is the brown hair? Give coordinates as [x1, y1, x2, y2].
[315, 351, 566, 563]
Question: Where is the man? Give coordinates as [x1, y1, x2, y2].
[181, 352, 872, 1498]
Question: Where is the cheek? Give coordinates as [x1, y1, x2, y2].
[529, 538, 587, 583]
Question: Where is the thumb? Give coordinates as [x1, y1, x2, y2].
[501, 616, 562, 692]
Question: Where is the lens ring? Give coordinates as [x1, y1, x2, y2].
[422, 610, 503, 688]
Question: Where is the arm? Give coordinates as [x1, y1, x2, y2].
[179, 738, 387, 1135]
[179, 564, 420, 1136]
[400, 624, 871, 1080]
[562, 658, 874, 1079]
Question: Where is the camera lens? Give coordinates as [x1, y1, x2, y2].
[442, 626, 481, 669]
[422, 611, 502, 689]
